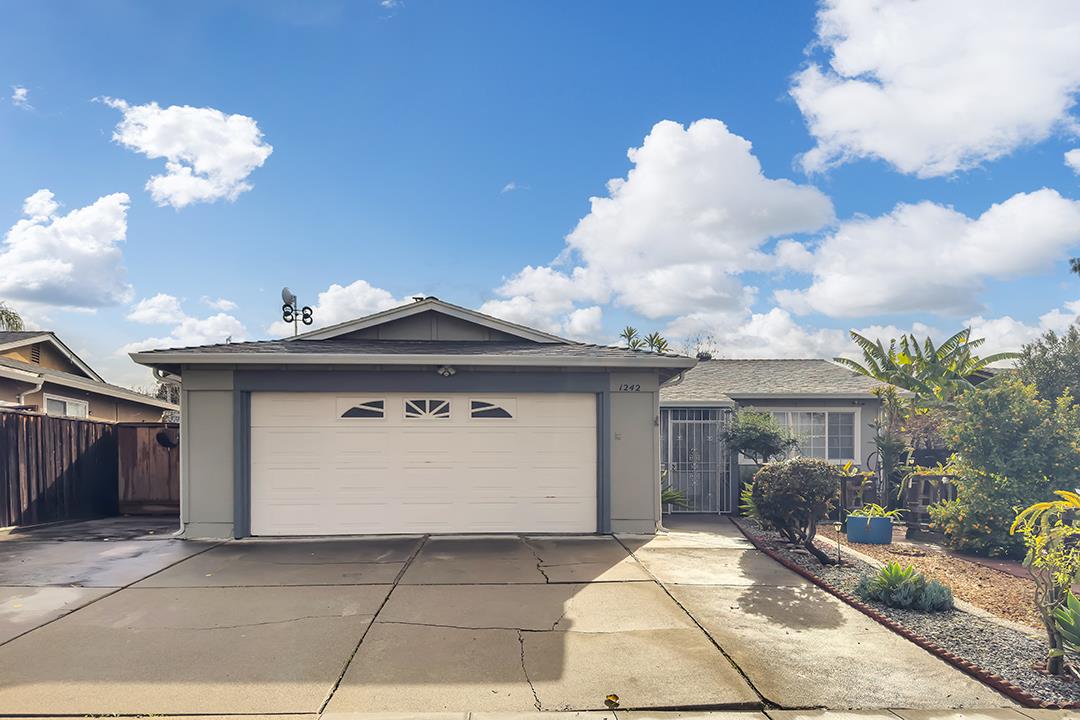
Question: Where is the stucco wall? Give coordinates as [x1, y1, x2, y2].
[180, 369, 236, 538]
[175, 365, 664, 539]
[0, 378, 166, 422]
[609, 372, 661, 534]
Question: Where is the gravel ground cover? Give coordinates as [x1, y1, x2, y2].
[815, 524, 1041, 629]
[735, 518, 1080, 707]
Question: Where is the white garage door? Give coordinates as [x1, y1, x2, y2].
[250, 392, 597, 535]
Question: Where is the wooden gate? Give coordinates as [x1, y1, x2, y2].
[117, 423, 180, 515]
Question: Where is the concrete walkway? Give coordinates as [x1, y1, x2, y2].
[0, 516, 1017, 714]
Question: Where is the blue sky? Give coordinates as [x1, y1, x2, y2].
[2, 0, 1079, 388]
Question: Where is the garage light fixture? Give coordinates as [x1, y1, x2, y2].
[437, 365, 456, 377]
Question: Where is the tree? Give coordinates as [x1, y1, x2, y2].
[1016, 325, 1080, 405]
[929, 379, 1080, 557]
[154, 381, 180, 405]
[752, 457, 839, 564]
[723, 409, 797, 465]
[834, 328, 1017, 403]
[619, 326, 670, 353]
[619, 326, 644, 350]
[0, 301, 24, 331]
[1071, 257, 1080, 276]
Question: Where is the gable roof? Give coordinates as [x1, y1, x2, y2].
[0, 331, 104, 382]
[0, 356, 178, 410]
[660, 359, 886, 404]
[290, 298, 571, 344]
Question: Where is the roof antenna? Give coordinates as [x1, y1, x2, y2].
[281, 287, 314, 336]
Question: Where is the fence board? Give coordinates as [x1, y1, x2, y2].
[0, 410, 119, 527]
[117, 424, 180, 514]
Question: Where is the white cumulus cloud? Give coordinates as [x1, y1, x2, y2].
[0, 189, 132, 309]
[127, 293, 185, 324]
[1067, 149, 1080, 175]
[792, 0, 1080, 177]
[102, 97, 273, 209]
[121, 313, 248, 354]
[778, 189, 1080, 318]
[483, 119, 834, 334]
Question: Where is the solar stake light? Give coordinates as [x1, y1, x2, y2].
[281, 286, 314, 336]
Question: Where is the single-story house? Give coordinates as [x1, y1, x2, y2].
[659, 358, 884, 515]
[131, 298, 696, 539]
[0, 331, 178, 422]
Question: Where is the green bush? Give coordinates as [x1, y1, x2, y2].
[929, 379, 1080, 558]
[856, 561, 954, 612]
[724, 409, 797, 464]
[752, 457, 838, 564]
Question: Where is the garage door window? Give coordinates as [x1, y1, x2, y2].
[470, 399, 515, 419]
[404, 399, 451, 419]
[340, 400, 385, 419]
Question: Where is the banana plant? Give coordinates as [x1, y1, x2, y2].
[834, 328, 1017, 403]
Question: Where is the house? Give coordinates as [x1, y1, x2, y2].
[0, 331, 178, 422]
[130, 298, 697, 539]
[659, 359, 884, 515]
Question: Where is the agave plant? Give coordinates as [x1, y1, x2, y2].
[661, 484, 688, 508]
[834, 328, 1017, 403]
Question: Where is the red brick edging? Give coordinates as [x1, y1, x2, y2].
[730, 517, 1072, 710]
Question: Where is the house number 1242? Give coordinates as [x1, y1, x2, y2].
[619, 384, 641, 392]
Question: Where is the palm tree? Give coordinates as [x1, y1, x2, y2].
[833, 328, 1017, 402]
[0, 301, 24, 331]
[619, 326, 644, 350]
[644, 331, 670, 353]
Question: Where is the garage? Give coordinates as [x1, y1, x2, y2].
[250, 391, 597, 535]
[131, 298, 695, 538]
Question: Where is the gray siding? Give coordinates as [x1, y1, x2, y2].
[180, 369, 236, 538]
[339, 311, 521, 342]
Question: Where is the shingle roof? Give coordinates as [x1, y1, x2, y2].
[132, 338, 688, 362]
[0, 331, 49, 345]
[0, 356, 177, 409]
[661, 359, 885, 402]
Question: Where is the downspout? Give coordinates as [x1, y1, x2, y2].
[17, 376, 44, 406]
[661, 370, 686, 388]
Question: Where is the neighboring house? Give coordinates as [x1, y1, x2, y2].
[131, 298, 696, 539]
[0, 331, 177, 422]
[659, 359, 884, 515]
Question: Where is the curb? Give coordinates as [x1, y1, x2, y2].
[730, 517, 1073, 710]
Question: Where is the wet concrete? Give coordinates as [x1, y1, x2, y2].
[0, 538, 212, 587]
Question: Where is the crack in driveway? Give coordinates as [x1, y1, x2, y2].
[517, 629, 542, 710]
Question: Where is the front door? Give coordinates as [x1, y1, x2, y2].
[661, 407, 731, 513]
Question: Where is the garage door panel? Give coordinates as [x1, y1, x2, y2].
[250, 392, 597, 535]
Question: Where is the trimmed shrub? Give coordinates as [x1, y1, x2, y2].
[752, 457, 839, 564]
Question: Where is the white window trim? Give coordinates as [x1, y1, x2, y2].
[738, 406, 861, 466]
[43, 393, 89, 418]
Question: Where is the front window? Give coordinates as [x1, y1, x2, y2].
[769, 410, 856, 461]
[44, 395, 88, 418]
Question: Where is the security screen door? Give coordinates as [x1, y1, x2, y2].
[661, 408, 732, 513]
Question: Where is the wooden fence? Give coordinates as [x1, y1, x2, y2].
[118, 423, 179, 515]
[0, 410, 119, 527]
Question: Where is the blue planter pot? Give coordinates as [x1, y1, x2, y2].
[846, 516, 894, 544]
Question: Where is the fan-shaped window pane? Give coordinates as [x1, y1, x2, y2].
[341, 400, 385, 419]
[405, 399, 451, 419]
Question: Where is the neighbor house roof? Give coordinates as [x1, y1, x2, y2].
[0, 356, 178, 410]
[0, 331, 104, 382]
[660, 359, 885, 404]
[131, 339, 695, 370]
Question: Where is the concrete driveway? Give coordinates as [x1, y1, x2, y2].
[0, 516, 1010, 715]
